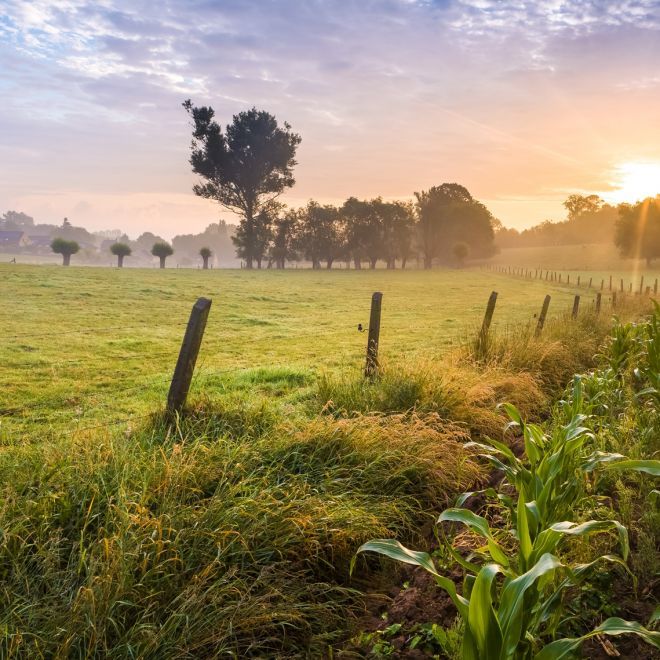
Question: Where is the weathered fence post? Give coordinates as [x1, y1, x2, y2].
[577, 275, 581, 287]
[620, 278, 624, 292]
[655, 278, 658, 295]
[639, 276, 644, 295]
[612, 291, 617, 308]
[364, 292, 383, 379]
[571, 295, 580, 319]
[596, 292, 602, 314]
[535, 295, 551, 337]
[478, 291, 498, 353]
[588, 277, 592, 289]
[167, 297, 212, 413]
[609, 275, 612, 291]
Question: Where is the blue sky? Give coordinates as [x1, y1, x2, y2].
[1, 0, 660, 237]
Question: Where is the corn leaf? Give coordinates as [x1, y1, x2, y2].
[534, 617, 660, 659]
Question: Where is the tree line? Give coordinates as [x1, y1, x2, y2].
[184, 100, 496, 269]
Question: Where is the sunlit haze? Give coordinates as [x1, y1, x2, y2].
[2, 0, 660, 238]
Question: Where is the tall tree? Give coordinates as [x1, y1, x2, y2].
[270, 210, 299, 269]
[415, 183, 495, 268]
[342, 197, 374, 269]
[563, 194, 603, 221]
[615, 197, 660, 266]
[184, 101, 301, 269]
[376, 199, 416, 269]
[297, 201, 342, 269]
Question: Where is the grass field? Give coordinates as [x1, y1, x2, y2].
[0, 263, 609, 440]
[1, 262, 657, 658]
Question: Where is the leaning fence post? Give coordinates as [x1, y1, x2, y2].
[571, 295, 580, 319]
[167, 297, 212, 413]
[364, 292, 383, 379]
[478, 291, 498, 352]
[595, 292, 602, 314]
[535, 295, 551, 337]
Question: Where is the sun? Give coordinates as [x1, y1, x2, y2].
[604, 161, 660, 204]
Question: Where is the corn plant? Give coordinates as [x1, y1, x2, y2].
[354, 403, 660, 658]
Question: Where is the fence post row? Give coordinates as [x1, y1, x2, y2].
[571, 295, 580, 319]
[167, 297, 212, 413]
[535, 295, 551, 337]
[364, 292, 383, 379]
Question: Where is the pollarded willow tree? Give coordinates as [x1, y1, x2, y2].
[183, 100, 301, 269]
[110, 242, 131, 268]
[51, 237, 79, 266]
[199, 247, 212, 269]
[151, 241, 173, 269]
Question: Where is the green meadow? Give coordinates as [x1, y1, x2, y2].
[1, 263, 603, 439]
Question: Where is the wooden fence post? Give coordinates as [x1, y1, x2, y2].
[612, 291, 617, 308]
[620, 279, 624, 292]
[596, 292, 602, 314]
[639, 276, 644, 295]
[609, 275, 612, 291]
[588, 277, 592, 289]
[535, 295, 551, 337]
[167, 297, 212, 413]
[364, 292, 383, 379]
[577, 275, 581, 287]
[571, 295, 580, 319]
[478, 291, 498, 352]
[655, 278, 658, 295]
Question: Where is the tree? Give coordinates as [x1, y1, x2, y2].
[51, 237, 79, 266]
[342, 197, 374, 269]
[152, 241, 174, 268]
[184, 100, 301, 269]
[415, 184, 495, 268]
[452, 241, 469, 267]
[1, 210, 34, 229]
[614, 197, 660, 266]
[110, 242, 131, 268]
[377, 199, 416, 269]
[270, 210, 299, 269]
[199, 246, 212, 269]
[563, 194, 603, 221]
[297, 201, 342, 269]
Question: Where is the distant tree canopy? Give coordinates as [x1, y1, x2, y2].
[151, 241, 174, 268]
[184, 100, 301, 269]
[1, 210, 34, 229]
[615, 197, 660, 266]
[415, 184, 496, 268]
[110, 242, 131, 267]
[495, 194, 619, 249]
[51, 237, 79, 266]
[563, 194, 603, 221]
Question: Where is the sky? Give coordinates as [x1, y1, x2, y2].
[1, 0, 660, 239]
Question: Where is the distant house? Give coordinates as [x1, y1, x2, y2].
[0, 230, 31, 249]
[27, 235, 53, 252]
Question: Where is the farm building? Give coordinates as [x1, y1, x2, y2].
[0, 230, 31, 249]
